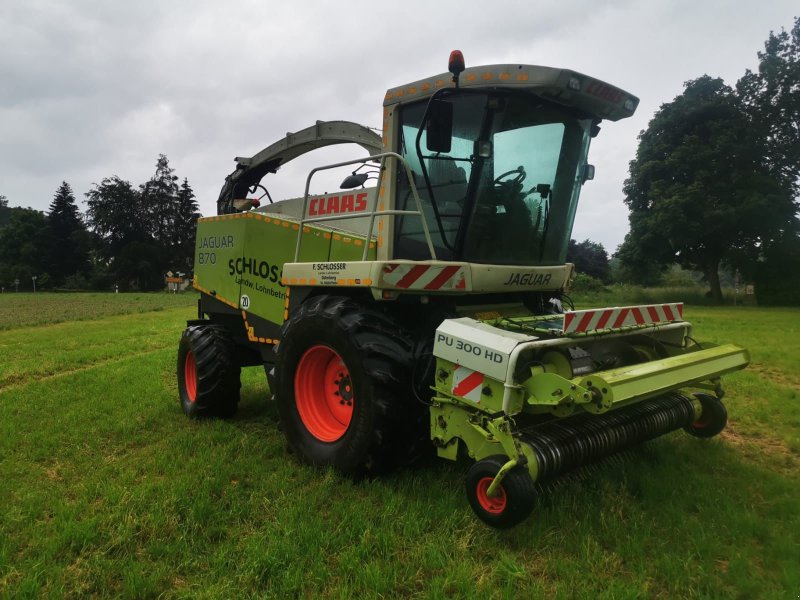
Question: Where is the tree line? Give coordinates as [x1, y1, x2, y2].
[0, 155, 199, 292]
[616, 17, 799, 304]
[2, 19, 796, 301]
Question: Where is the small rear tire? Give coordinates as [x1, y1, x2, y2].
[177, 324, 241, 418]
[465, 455, 536, 529]
[684, 393, 727, 438]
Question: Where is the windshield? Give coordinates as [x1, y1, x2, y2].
[394, 92, 592, 265]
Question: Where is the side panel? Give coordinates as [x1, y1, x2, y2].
[194, 212, 376, 327]
[240, 215, 331, 324]
[329, 232, 376, 261]
[194, 216, 246, 309]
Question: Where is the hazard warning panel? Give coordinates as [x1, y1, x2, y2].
[379, 263, 466, 290]
[451, 365, 485, 403]
[562, 303, 684, 334]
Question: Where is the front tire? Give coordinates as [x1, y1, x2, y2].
[177, 324, 241, 418]
[465, 455, 536, 529]
[274, 295, 426, 476]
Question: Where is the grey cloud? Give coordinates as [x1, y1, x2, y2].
[1, 0, 796, 253]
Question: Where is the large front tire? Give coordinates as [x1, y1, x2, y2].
[274, 295, 425, 476]
[177, 324, 241, 418]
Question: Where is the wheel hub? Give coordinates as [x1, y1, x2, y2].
[476, 477, 507, 514]
[336, 373, 353, 406]
[294, 345, 354, 442]
[184, 351, 197, 403]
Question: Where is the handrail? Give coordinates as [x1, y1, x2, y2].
[293, 152, 437, 262]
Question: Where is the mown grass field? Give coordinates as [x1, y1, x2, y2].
[0, 293, 798, 598]
[0, 292, 197, 330]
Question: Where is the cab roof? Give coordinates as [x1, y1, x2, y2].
[384, 63, 639, 122]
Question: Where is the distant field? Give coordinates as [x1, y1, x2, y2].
[0, 292, 197, 330]
[0, 295, 798, 598]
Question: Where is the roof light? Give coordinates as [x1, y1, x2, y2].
[448, 50, 465, 77]
[567, 76, 581, 91]
[449, 50, 465, 88]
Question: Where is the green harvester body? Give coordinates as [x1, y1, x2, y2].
[180, 53, 749, 528]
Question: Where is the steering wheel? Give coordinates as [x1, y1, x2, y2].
[493, 167, 526, 186]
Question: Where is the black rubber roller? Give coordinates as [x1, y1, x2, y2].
[521, 394, 696, 481]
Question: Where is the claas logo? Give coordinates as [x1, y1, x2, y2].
[308, 192, 368, 216]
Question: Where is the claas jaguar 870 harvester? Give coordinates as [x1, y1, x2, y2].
[178, 52, 749, 528]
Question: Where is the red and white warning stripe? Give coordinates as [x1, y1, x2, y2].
[380, 263, 466, 290]
[563, 303, 684, 334]
[451, 364, 484, 403]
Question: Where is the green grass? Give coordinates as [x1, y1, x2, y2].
[570, 284, 743, 307]
[0, 292, 197, 330]
[1, 295, 798, 598]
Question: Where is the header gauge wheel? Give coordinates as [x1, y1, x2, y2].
[466, 455, 536, 529]
[684, 393, 727, 438]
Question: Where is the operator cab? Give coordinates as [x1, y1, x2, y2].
[387, 51, 637, 267]
[394, 91, 594, 265]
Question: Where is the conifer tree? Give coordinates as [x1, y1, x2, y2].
[173, 178, 200, 271]
[47, 182, 91, 284]
[140, 154, 179, 248]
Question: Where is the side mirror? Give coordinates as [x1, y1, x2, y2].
[536, 183, 551, 199]
[340, 173, 369, 189]
[426, 99, 453, 153]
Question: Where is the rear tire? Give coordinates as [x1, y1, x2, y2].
[684, 393, 727, 438]
[177, 324, 241, 418]
[465, 455, 536, 529]
[274, 295, 427, 476]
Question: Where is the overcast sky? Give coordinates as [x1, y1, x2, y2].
[1, 0, 796, 252]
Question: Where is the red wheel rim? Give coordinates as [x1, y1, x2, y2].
[184, 350, 197, 403]
[294, 345, 354, 442]
[476, 477, 507, 514]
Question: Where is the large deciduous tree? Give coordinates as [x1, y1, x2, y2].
[0, 207, 50, 288]
[737, 16, 800, 197]
[736, 17, 800, 305]
[85, 176, 164, 290]
[85, 176, 145, 259]
[619, 76, 795, 302]
[567, 239, 610, 282]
